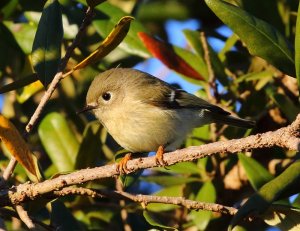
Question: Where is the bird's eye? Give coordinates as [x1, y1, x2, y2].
[102, 92, 111, 101]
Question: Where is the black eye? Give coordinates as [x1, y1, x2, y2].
[102, 92, 111, 101]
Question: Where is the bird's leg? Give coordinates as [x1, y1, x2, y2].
[116, 153, 132, 174]
[155, 145, 167, 166]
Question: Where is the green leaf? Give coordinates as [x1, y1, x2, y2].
[31, 0, 63, 86]
[73, 16, 134, 71]
[51, 200, 83, 230]
[120, 170, 144, 189]
[172, 44, 207, 83]
[155, 162, 200, 175]
[140, 175, 200, 187]
[237, 70, 273, 83]
[238, 153, 273, 191]
[295, 1, 300, 93]
[17, 79, 44, 103]
[4, 21, 36, 54]
[75, 122, 103, 169]
[77, 0, 149, 58]
[143, 211, 176, 230]
[0, 0, 18, 20]
[190, 181, 216, 230]
[182, 30, 209, 79]
[240, 0, 285, 33]
[241, 70, 274, 91]
[263, 205, 300, 230]
[0, 73, 38, 94]
[147, 185, 183, 212]
[230, 160, 300, 229]
[186, 124, 210, 147]
[183, 29, 228, 85]
[266, 87, 300, 122]
[218, 34, 239, 62]
[38, 112, 79, 172]
[0, 23, 25, 72]
[205, 0, 295, 76]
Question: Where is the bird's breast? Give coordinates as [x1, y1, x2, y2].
[98, 103, 198, 153]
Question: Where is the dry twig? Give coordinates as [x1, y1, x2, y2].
[52, 187, 238, 216]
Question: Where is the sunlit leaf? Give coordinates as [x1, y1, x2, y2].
[16, 80, 43, 103]
[73, 16, 134, 71]
[4, 21, 36, 54]
[0, 114, 39, 180]
[218, 34, 239, 62]
[205, 0, 295, 76]
[38, 112, 79, 172]
[31, 0, 63, 86]
[237, 70, 273, 83]
[238, 153, 273, 191]
[138, 32, 205, 81]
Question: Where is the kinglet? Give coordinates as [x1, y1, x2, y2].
[81, 68, 255, 172]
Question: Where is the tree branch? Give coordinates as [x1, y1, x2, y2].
[51, 186, 238, 216]
[0, 114, 299, 207]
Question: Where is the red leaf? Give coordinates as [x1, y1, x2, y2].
[138, 32, 205, 81]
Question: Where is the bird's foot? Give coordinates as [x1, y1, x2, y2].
[155, 145, 167, 166]
[116, 153, 132, 174]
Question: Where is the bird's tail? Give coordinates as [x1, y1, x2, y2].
[205, 111, 255, 129]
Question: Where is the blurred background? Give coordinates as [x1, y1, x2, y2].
[0, 0, 300, 230]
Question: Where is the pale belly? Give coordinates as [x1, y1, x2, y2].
[99, 106, 205, 153]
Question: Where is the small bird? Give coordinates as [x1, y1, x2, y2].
[81, 68, 255, 173]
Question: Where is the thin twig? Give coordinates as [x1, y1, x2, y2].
[15, 205, 35, 229]
[1, 158, 17, 184]
[116, 179, 132, 231]
[25, 6, 95, 133]
[200, 31, 219, 103]
[1, 114, 299, 207]
[52, 187, 238, 216]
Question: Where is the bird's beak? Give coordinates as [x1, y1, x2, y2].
[77, 104, 98, 114]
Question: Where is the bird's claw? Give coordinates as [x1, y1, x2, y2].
[155, 145, 167, 166]
[116, 153, 132, 174]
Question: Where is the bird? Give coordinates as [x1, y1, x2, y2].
[80, 68, 255, 173]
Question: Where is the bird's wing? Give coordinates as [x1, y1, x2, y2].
[139, 78, 230, 115]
